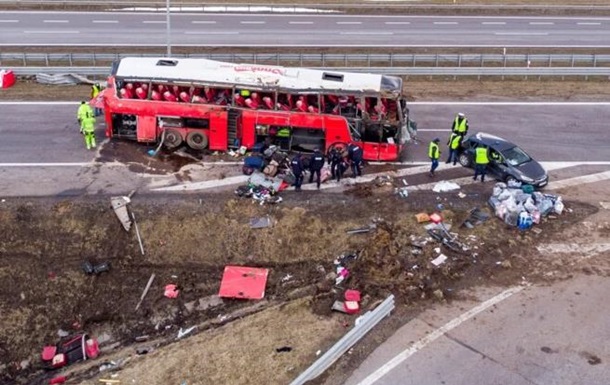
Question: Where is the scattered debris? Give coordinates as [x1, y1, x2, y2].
[135, 273, 156, 311]
[461, 207, 491, 228]
[164, 284, 180, 299]
[415, 212, 430, 223]
[600, 202, 610, 210]
[134, 335, 149, 342]
[432, 181, 461, 193]
[458, 192, 466, 198]
[136, 347, 153, 355]
[99, 361, 118, 372]
[281, 274, 293, 283]
[373, 175, 393, 187]
[218, 266, 269, 300]
[346, 223, 377, 234]
[110, 196, 132, 231]
[177, 326, 196, 339]
[82, 261, 111, 276]
[431, 254, 448, 267]
[275, 346, 293, 353]
[395, 187, 409, 198]
[249, 216, 274, 229]
[57, 329, 70, 338]
[49, 375, 67, 384]
[41, 333, 99, 370]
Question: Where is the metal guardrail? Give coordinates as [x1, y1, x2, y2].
[289, 294, 395, 385]
[9, 66, 610, 77]
[2, 53, 610, 68]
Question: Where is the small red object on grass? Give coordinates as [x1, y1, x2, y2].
[164, 284, 180, 299]
[429, 212, 443, 224]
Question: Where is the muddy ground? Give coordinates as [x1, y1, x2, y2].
[0, 140, 601, 384]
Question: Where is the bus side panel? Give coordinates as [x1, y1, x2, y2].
[209, 111, 228, 151]
[361, 142, 380, 161]
[323, 116, 351, 150]
[241, 111, 291, 148]
[137, 115, 157, 142]
[377, 142, 400, 161]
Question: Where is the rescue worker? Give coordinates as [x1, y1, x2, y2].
[473, 145, 490, 182]
[451, 112, 469, 138]
[91, 83, 102, 116]
[291, 153, 304, 191]
[328, 147, 345, 182]
[445, 132, 462, 166]
[309, 148, 325, 189]
[82, 112, 97, 150]
[347, 143, 363, 178]
[428, 138, 441, 177]
[77, 101, 92, 134]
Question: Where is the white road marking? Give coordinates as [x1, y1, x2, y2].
[92, 20, 119, 24]
[184, 31, 239, 35]
[482, 21, 506, 25]
[409, 101, 610, 106]
[43, 19, 69, 23]
[384, 21, 410, 25]
[191, 20, 216, 24]
[577, 22, 601, 25]
[433, 21, 458, 25]
[240, 21, 265, 24]
[0, 20, 19, 23]
[142, 20, 166, 24]
[340, 31, 393, 35]
[416, 129, 447, 132]
[546, 170, 610, 190]
[529, 21, 555, 25]
[495, 32, 549, 36]
[337, 21, 362, 25]
[23, 30, 80, 34]
[355, 286, 525, 385]
[289, 21, 314, 24]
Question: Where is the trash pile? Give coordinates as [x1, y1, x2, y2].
[242, 145, 293, 181]
[488, 181, 564, 230]
[234, 171, 286, 205]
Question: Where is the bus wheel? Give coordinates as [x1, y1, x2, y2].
[186, 131, 209, 150]
[163, 128, 183, 149]
[328, 141, 348, 156]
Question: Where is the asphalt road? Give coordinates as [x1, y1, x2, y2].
[345, 274, 610, 385]
[1, 102, 610, 165]
[1, 12, 610, 47]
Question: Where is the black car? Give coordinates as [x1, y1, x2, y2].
[458, 132, 549, 188]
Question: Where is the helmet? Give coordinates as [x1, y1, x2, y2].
[433, 138, 440, 143]
[457, 112, 465, 117]
[81, 101, 86, 104]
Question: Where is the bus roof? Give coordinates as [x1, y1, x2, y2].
[112, 57, 403, 97]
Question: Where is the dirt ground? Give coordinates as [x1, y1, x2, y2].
[0, 143, 605, 385]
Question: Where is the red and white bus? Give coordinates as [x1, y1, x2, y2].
[101, 57, 415, 161]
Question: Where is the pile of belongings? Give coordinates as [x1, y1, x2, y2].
[488, 181, 564, 230]
[235, 170, 288, 205]
[242, 145, 294, 183]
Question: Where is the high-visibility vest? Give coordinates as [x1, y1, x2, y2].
[91, 84, 100, 98]
[77, 103, 91, 120]
[454, 116, 467, 133]
[428, 142, 440, 159]
[240, 89, 251, 98]
[449, 133, 461, 150]
[475, 147, 489, 165]
[82, 116, 96, 133]
[277, 127, 291, 138]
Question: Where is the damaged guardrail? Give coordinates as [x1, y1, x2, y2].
[9, 66, 610, 77]
[289, 294, 395, 385]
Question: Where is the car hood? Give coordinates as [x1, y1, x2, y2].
[515, 160, 546, 179]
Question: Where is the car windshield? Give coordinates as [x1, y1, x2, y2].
[501, 146, 531, 166]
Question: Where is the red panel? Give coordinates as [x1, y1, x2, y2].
[137, 115, 157, 142]
[218, 266, 269, 300]
[209, 111, 228, 151]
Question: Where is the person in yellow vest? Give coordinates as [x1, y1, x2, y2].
[91, 83, 102, 116]
[445, 132, 462, 165]
[428, 138, 441, 177]
[82, 112, 97, 150]
[77, 101, 93, 134]
[451, 112, 469, 137]
[473, 145, 490, 182]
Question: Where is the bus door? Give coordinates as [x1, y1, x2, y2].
[208, 110, 228, 150]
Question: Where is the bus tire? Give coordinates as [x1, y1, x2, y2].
[163, 128, 183, 149]
[186, 131, 208, 150]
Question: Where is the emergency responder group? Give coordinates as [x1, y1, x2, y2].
[427, 112, 491, 181]
[290, 143, 362, 191]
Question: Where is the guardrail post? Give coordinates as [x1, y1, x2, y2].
[45, 53, 49, 67]
[390, 53, 394, 67]
[367, 54, 371, 68]
[594, 54, 598, 67]
[69, 53, 73, 67]
[435, 54, 439, 67]
[92, 52, 96, 66]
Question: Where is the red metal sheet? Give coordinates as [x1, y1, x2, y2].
[218, 266, 269, 300]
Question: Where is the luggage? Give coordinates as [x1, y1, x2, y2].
[244, 156, 264, 169]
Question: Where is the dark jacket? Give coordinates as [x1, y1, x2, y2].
[310, 152, 325, 171]
[291, 156, 303, 174]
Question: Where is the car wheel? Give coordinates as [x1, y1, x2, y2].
[163, 128, 183, 149]
[186, 131, 209, 150]
[458, 153, 471, 167]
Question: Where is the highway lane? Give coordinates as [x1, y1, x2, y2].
[1, 12, 610, 47]
[1, 102, 610, 164]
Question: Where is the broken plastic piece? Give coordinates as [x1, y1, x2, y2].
[164, 284, 180, 299]
[431, 254, 448, 267]
[177, 326, 196, 339]
[218, 266, 269, 300]
[110, 196, 132, 232]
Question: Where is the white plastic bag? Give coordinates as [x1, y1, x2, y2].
[554, 197, 565, 215]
